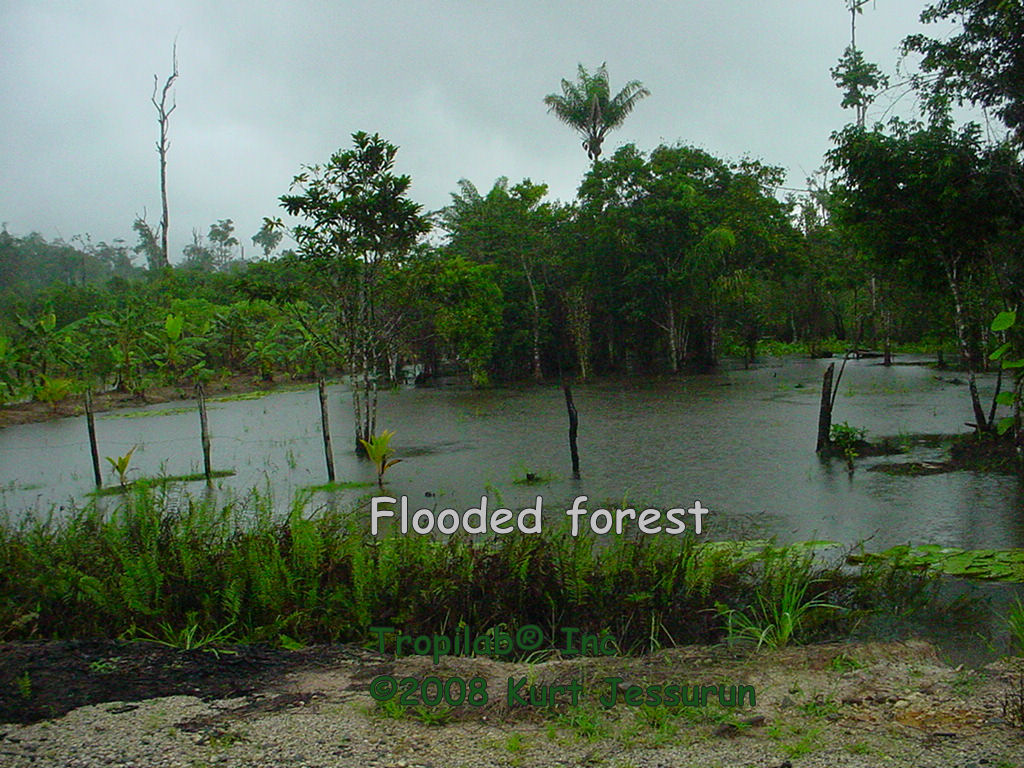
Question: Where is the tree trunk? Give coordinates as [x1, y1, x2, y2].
[1015, 377, 1023, 472]
[196, 383, 212, 484]
[663, 304, 680, 374]
[883, 307, 893, 366]
[318, 377, 336, 483]
[520, 253, 543, 382]
[564, 384, 580, 479]
[85, 389, 102, 488]
[151, 46, 178, 270]
[352, 371, 365, 456]
[565, 285, 591, 382]
[816, 363, 835, 454]
[944, 259, 989, 431]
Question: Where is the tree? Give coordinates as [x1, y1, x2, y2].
[419, 254, 503, 387]
[132, 217, 163, 270]
[181, 228, 215, 272]
[252, 220, 283, 259]
[279, 131, 430, 453]
[208, 219, 239, 267]
[831, 46, 889, 128]
[544, 63, 650, 162]
[439, 178, 562, 381]
[150, 45, 179, 269]
[903, 0, 1024, 146]
[828, 118, 1015, 430]
[578, 143, 794, 371]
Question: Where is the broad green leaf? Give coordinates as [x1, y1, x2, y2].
[164, 314, 184, 342]
[990, 341, 1012, 361]
[991, 311, 1016, 332]
[996, 391, 1016, 406]
[997, 416, 1015, 435]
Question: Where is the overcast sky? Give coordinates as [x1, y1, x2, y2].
[1, 1, 952, 261]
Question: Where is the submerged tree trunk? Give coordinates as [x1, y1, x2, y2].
[196, 383, 212, 484]
[318, 376, 336, 482]
[816, 362, 835, 454]
[85, 389, 102, 488]
[564, 384, 580, 479]
[352, 368, 376, 457]
[944, 259, 989, 431]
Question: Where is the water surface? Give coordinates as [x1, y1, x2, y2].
[2, 356, 1021, 551]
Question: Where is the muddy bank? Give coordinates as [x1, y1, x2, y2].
[0, 374, 317, 429]
[865, 432, 1021, 476]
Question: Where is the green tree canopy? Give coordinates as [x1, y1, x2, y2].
[903, 0, 1024, 145]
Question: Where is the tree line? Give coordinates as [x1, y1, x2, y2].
[1, 0, 1022, 453]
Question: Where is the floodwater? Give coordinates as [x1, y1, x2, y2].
[2, 356, 1022, 552]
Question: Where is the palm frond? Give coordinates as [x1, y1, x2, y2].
[543, 63, 649, 162]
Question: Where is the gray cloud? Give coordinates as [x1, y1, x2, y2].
[0, 1, 943, 260]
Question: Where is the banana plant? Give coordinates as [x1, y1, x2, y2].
[243, 323, 287, 381]
[105, 445, 137, 488]
[359, 429, 402, 487]
[153, 313, 206, 384]
[34, 375, 76, 412]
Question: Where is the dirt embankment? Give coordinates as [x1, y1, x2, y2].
[1, 639, 1022, 768]
[0, 375, 311, 429]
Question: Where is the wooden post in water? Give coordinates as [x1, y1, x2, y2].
[816, 362, 835, 454]
[564, 384, 580, 479]
[85, 389, 102, 488]
[318, 376, 336, 483]
[196, 383, 212, 483]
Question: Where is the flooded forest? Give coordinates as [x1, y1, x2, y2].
[2, 4, 1024, 763]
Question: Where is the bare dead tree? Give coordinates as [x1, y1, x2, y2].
[151, 45, 179, 269]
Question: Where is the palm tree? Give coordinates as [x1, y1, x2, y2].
[544, 63, 650, 163]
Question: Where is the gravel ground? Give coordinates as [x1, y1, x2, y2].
[2, 640, 1023, 768]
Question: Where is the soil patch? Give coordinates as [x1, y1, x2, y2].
[0, 639, 376, 724]
[2, 639, 1023, 768]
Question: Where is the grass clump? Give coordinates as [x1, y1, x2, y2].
[716, 549, 839, 649]
[1008, 599, 1024, 655]
[0, 486, 938, 651]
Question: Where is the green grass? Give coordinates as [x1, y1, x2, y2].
[102, 406, 198, 419]
[1009, 599, 1024, 654]
[0, 484, 955, 650]
[87, 471, 235, 496]
[716, 549, 839, 648]
[306, 480, 377, 492]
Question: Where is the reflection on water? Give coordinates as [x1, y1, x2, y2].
[2, 357, 1022, 551]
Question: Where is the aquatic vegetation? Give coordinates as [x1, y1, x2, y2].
[512, 466, 554, 485]
[849, 545, 1024, 582]
[105, 445, 137, 487]
[830, 421, 867, 467]
[1009, 600, 1024, 655]
[359, 429, 402, 487]
[0, 485, 982, 652]
[716, 550, 838, 649]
